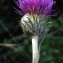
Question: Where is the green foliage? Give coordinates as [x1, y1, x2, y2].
[0, 0, 63, 63]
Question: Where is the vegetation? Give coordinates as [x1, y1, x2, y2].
[0, 0, 63, 63]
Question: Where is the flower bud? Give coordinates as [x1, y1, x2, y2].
[21, 14, 51, 36]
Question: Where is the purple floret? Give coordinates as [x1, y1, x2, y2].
[14, 0, 55, 16]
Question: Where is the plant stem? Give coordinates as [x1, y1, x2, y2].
[32, 35, 39, 63]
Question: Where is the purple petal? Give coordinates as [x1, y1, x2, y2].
[14, 0, 56, 16]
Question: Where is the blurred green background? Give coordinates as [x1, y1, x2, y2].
[0, 0, 63, 63]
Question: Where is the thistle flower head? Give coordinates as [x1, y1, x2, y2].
[14, 0, 55, 16]
[15, 0, 56, 36]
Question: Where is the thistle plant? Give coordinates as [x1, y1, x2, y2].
[14, 0, 56, 63]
